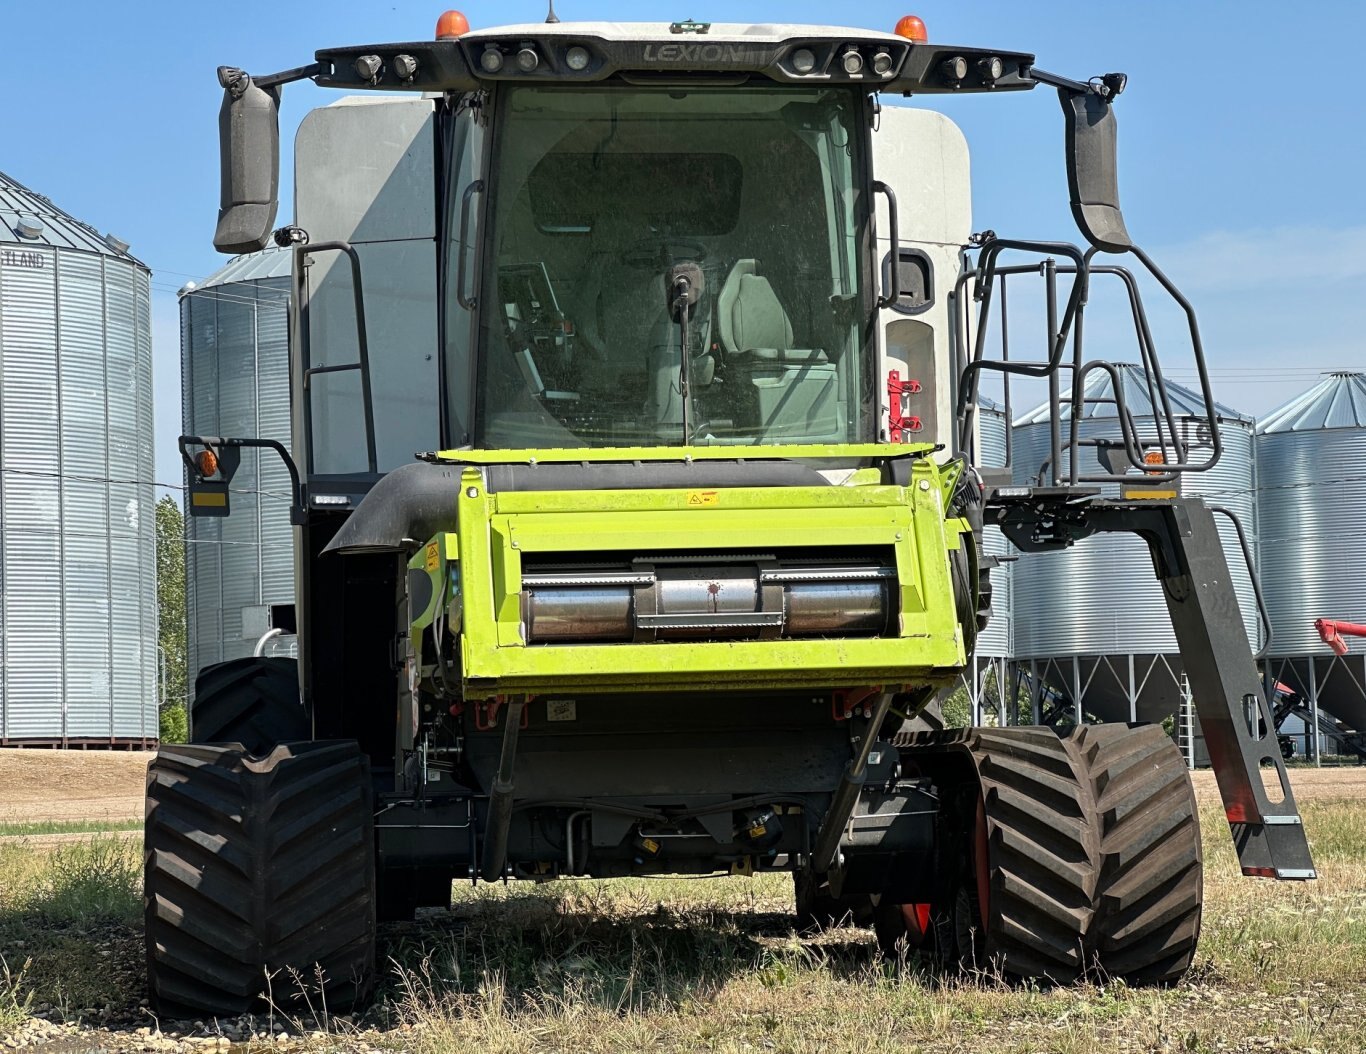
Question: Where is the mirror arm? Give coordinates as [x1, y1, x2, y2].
[1025, 66, 1093, 95]
[253, 61, 326, 89]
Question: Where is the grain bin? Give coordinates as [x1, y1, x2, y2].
[0, 170, 156, 744]
[961, 396, 1012, 723]
[179, 248, 295, 685]
[975, 395, 1010, 660]
[1010, 364, 1257, 724]
[1258, 371, 1366, 749]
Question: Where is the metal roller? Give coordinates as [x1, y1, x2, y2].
[522, 563, 895, 643]
[523, 586, 635, 642]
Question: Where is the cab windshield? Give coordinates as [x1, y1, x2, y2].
[470, 84, 875, 448]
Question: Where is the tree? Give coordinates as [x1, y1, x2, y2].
[156, 495, 188, 742]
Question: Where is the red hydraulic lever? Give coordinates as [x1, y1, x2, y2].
[887, 369, 923, 443]
[1315, 618, 1366, 656]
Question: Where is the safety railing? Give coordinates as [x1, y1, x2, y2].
[952, 235, 1223, 487]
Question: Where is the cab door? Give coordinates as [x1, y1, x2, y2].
[870, 104, 972, 457]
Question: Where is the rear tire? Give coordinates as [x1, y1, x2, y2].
[144, 741, 376, 1017]
[1067, 724, 1203, 984]
[191, 657, 308, 755]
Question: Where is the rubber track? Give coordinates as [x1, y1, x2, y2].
[144, 741, 376, 1017]
[1067, 724, 1203, 984]
[969, 728, 1098, 981]
[191, 658, 308, 755]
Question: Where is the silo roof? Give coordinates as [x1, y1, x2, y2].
[0, 169, 146, 267]
[1013, 363, 1252, 427]
[1256, 371, 1366, 434]
[183, 247, 292, 295]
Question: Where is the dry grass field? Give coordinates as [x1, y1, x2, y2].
[0, 754, 1363, 1052]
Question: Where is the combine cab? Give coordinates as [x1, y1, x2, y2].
[148, 10, 1314, 1015]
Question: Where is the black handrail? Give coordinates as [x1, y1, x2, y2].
[297, 240, 378, 475]
[953, 240, 1223, 487]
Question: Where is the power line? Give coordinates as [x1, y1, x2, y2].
[6, 446, 1366, 507]
[0, 523, 292, 550]
[153, 284, 291, 310]
[0, 464, 296, 504]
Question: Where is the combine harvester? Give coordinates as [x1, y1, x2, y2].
[148, 8, 1315, 1014]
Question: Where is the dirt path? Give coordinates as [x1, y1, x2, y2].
[1, 747, 1362, 829]
[0, 749, 151, 825]
[1190, 764, 1366, 803]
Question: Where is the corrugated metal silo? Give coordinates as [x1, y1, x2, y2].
[975, 397, 1011, 659]
[1258, 371, 1366, 748]
[961, 396, 1012, 725]
[1010, 365, 1257, 724]
[0, 170, 157, 744]
[179, 249, 295, 686]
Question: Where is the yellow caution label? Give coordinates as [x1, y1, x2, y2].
[191, 492, 227, 508]
[1122, 488, 1179, 500]
[424, 542, 440, 572]
[641, 837, 660, 854]
[686, 490, 719, 507]
[748, 823, 767, 839]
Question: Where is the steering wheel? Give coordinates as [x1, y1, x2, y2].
[617, 239, 708, 271]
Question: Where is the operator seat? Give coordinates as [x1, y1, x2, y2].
[571, 213, 668, 370]
[716, 260, 826, 364]
[715, 260, 835, 437]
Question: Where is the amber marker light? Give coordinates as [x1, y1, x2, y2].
[894, 15, 928, 43]
[436, 10, 470, 40]
[195, 448, 219, 478]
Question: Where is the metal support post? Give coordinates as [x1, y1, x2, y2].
[993, 495, 1315, 879]
[1030, 660, 1042, 724]
[1072, 657, 1082, 726]
[479, 695, 527, 881]
[811, 691, 898, 874]
[1308, 657, 1321, 768]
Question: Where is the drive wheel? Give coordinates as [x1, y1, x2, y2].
[191, 657, 308, 755]
[144, 741, 376, 1017]
[872, 898, 934, 959]
[1068, 724, 1203, 984]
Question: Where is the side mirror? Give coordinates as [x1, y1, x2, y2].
[1059, 88, 1131, 253]
[214, 67, 281, 254]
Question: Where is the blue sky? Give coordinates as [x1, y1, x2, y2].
[3, 1, 1363, 489]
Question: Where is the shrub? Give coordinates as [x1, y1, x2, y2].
[159, 703, 188, 744]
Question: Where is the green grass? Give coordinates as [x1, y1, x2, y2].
[0, 838, 143, 1025]
[0, 818, 141, 838]
[373, 798, 1366, 1053]
[1, 800, 1365, 1050]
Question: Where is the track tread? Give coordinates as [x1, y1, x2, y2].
[144, 741, 376, 1017]
[191, 658, 308, 755]
[972, 728, 1098, 980]
[1067, 724, 1203, 985]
